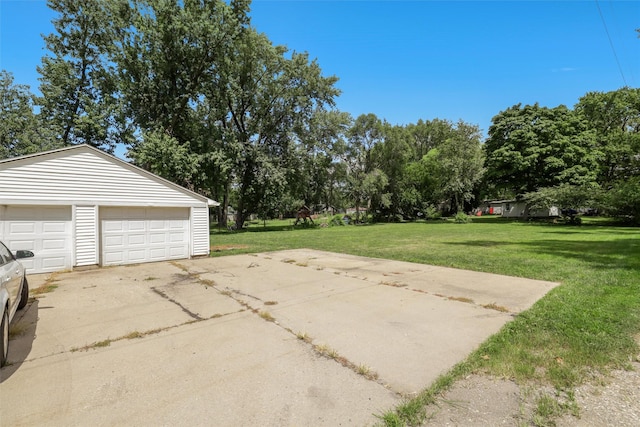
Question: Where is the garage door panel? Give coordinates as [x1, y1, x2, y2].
[170, 232, 186, 242]
[9, 239, 35, 251]
[0, 206, 72, 273]
[128, 221, 145, 231]
[148, 220, 166, 230]
[9, 222, 36, 234]
[104, 221, 124, 232]
[170, 220, 186, 229]
[128, 249, 147, 262]
[127, 234, 146, 245]
[104, 235, 124, 246]
[104, 252, 123, 264]
[42, 221, 67, 233]
[149, 248, 168, 260]
[101, 207, 189, 266]
[169, 246, 187, 257]
[149, 233, 167, 244]
[42, 238, 68, 250]
[42, 256, 68, 269]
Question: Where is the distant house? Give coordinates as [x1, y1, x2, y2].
[482, 200, 504, 215]
[500, 200, 560, 218]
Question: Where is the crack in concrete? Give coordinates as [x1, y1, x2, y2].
[151, 287, 204, 320]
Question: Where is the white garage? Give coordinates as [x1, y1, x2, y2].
[0, 145, 218, 274]
[101, 207, 190, 266]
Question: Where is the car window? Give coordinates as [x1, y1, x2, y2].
[0, 242, 13, 266]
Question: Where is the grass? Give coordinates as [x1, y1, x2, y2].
[211, 216, 640, 425]
[31, 275, 60, 295]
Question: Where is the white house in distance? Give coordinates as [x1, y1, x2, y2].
[0, 145, 219, 274]
[500, 200, 559, 218]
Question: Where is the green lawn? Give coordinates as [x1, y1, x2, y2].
[210, 217, 640, 425]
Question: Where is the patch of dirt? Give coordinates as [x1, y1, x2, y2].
[423, 362, 640, 426]
[557, 360, 640, 427]
[423, 375, 524, 426]
[210, 244, 249, 252]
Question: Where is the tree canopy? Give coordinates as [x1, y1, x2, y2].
[2, 0, 638, 224]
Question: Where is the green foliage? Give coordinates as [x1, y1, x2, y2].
[602, 177, 640, 224]
[576, 87, 640, 186]
[127, 130, 201, 189]
[435, 121, 485, 213]
[328, 214, 346, 226]
[38, 0, 124, 152]
[453, 211, 471, 223]
[34, 2, 638, 230]
[0, 71, 60, 159]
[423, 205, 442, 220]
[523, 184, 600, 211]
[485, 103, 600, 195]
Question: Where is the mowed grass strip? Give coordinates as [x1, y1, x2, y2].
[211, 217, 640, 423]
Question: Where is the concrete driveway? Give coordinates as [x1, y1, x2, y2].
[1, 249, 558, 426]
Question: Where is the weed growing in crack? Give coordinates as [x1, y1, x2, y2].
[296, 331, 312, 343]
[72, 339, 112, 352]
[482, 302, 510, 312]
[123, 331, 143, 339]
[356, 364, 379, 380]
[448, 296, 475, 304]
[259, 311, 275, 322]
[199, 279, 216, 287]
[31, 283, 58, 295]
[380, 281, 407, 288]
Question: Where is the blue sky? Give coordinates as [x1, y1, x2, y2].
[2, 0, 639, 138]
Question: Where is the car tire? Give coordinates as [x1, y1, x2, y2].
[1, 308, 8, 367]
[17, 276, 29, 310]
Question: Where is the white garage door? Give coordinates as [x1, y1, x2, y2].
[0, 206, 73, 273]
[101, 207, 190, 266]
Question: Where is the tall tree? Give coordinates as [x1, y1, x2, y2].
[370, 123, 413, 218]
[485, 103, 599, 196]
[291, 110, 352, 212]
[405, 118, 455, 161]
[113, 0, 236, 146]
[211, 27, 340, 228]
[575, 87, 640, 185]
[0, 71, 59, 158]
[344, 113, 386, 221]
[436, 121, 485, 213]
[38, 0, 124, 152]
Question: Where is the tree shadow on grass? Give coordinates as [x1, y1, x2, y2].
[446, 238, 640, 271]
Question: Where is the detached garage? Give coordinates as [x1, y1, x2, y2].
[0, 145, 218, 273]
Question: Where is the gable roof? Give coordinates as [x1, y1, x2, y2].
[0, 144, 219, 207]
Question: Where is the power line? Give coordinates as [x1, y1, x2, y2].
[595, 0, 627, 86]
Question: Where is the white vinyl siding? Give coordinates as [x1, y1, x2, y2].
[74, 205, 98, 267]
[101, 207, 189, 266]
[0, 147, 209, 207]
[191, 206, 210, 256]
[0, 206, 73, 273]
[0, 146, 216, 272]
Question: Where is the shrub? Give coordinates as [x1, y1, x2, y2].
[454, 211, 471, 223]
[424, 205, 442, 220]
[329, 214, 346, 226]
